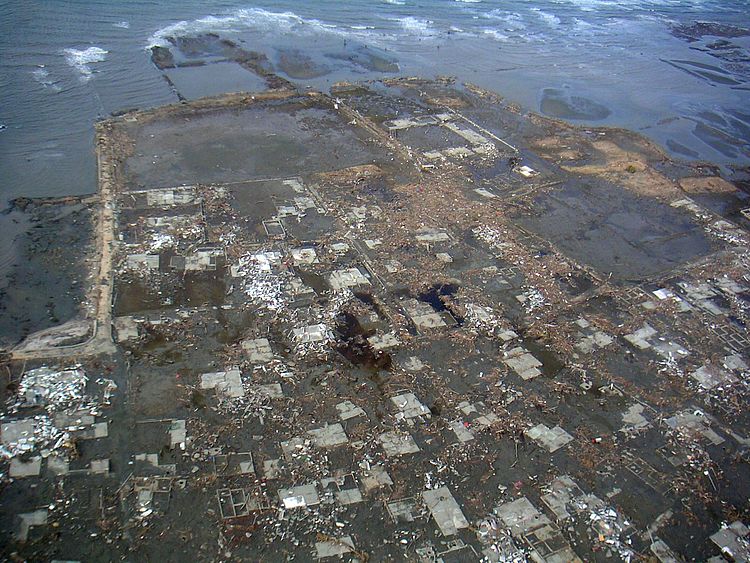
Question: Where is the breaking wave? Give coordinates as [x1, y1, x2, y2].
[531, 8, 561, 26]
[394, 16, 435, 36]
[147, 8, 347, 47]
[483, 10, 527, 31]
[62, 46, 108, 81]
[482, 29, 510, 41]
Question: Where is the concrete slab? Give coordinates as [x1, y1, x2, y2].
[368, 333, 399, 351]
[495, 497, 552, 535]
[279, 483, 319, 508]
[379, 431, 420, 457]
[254, 383, 283, 399]
[335, 489, 363, 505]
[292, 324, 331, 343]
[665, 410, 724, 445]
[526, 424, 574, 453]
[449, 420, 474, 443]
[291, 248, 318, 265]
[402, 299, 446, 329]
[327, 268, 370, 291]
[9, 456, 42, 478]
[2, 419, 36, 447]
[241, 338, 274, 363]
[16, 509, 47, 541]
[391, 393, 431, 420]
[710, 521, 749, 562]
[422, 487, 470, 536]
[624, 323, 657, 350]
[621, 404, 650, 433]
[263, 459, 281, 479]
[415, 227, 450, 242]
[691, 364, 736, 390]
[89, 459, 110, 475]
[169, 419, 186, 448]
[504, 347, 543, 380]
[200, 367, 244, 399]
[114, 316, 139, 342]
[315, 536, 354, 559]
[336, 400, 366, 421]
[403, 356, 425, 371]
[360, 465, 393, 492]
[126, 254, 159, 270]
[307, 423, 348, 448]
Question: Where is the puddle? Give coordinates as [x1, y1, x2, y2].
[523, 338, 564, 378]
[417, 282, 463, 325]
[296, 269, 328, 295]
[334, 311, 391, 370]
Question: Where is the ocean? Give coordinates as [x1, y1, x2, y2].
[0, 0, 748, 205]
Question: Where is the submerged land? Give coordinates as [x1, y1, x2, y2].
[1, 38, 750, 562]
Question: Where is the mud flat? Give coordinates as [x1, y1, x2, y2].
[1, 72, 749, 562]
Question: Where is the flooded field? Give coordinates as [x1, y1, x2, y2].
[123, 97, 387, 190]
[1, 72, 749, 562]
[0, 199, 94, 348]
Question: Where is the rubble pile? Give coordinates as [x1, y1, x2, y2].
[11, 366, 88, 412]
[1, 365, 113, 466]
[232, 252, 290, 312]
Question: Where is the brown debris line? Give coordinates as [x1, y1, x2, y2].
[423, 95, 469, 109]
[313, 164, 385, 186]
[463, 82, 504, 105]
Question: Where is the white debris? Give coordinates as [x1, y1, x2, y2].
[233, 252, 290, 311]
[14, 366, 88, 412]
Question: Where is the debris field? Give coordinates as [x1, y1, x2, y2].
[1, 73, 750, 562]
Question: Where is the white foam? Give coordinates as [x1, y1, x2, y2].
[394, 16, 435, 36]
[32, 67, 49, 82]
[63, 46, 108, 82]
[382, 0, 406, 5]
[483, 10, 527, 31]
[147, 8, 347, 48]
[531, 8, 561, 26]
[31, 67, 61, 92]
[455, 0, 482, 3]
[113, 21, 130, 29]
[482, 29, 509, 41]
